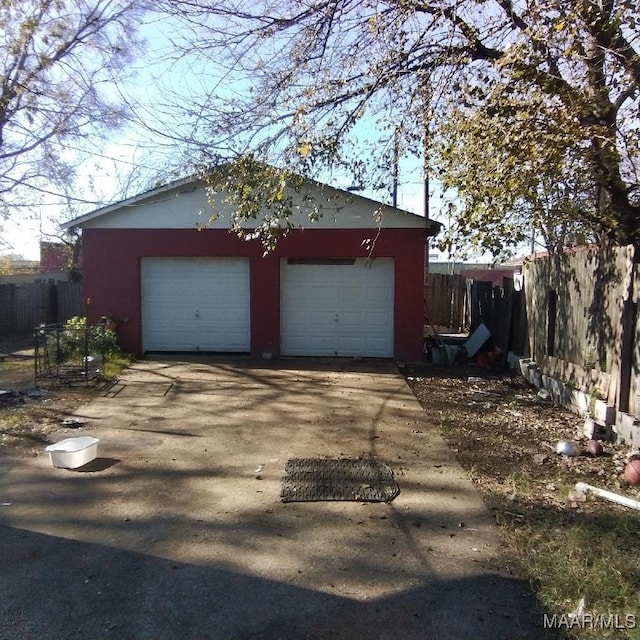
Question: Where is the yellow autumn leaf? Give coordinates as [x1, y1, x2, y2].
[299, 141, 312, 157]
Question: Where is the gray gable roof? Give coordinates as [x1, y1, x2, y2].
[62, 174, 442, 234]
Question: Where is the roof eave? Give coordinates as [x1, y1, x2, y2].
[60, 175, 199, 230]
[59, 170, 442, 233]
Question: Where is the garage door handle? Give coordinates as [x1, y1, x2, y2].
[334, 314, 339, 322]
[195, 310, 200, 318]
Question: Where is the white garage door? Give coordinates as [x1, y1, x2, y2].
[281, 258, 394, 357]
[141, 258, 250, 352]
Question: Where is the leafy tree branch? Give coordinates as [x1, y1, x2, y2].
[157, 0, 640, 251]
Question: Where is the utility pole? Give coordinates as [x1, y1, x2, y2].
[423, 77, 431, 274]
[392, 128, 399, 209]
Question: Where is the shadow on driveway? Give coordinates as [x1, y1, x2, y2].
[1, 357, 559, 639]
[1, 524, 549, 640]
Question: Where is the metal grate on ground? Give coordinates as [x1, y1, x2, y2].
[280, 456, 400, 503]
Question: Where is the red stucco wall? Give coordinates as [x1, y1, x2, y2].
[82, 227, 426, 361]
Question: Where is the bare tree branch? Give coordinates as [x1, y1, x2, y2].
[0, 0, 147, 207]
[154, 0, 640, 248]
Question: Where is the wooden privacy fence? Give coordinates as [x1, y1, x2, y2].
[424, 272, 527, 357]
[524, 244, 639, 417]
[424, 273, 468, 331]
[0, 282, 84, 336]
[424, 247, 640, 419]
[470, 278, 528, 358]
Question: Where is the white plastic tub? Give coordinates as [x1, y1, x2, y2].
[45, 436, 100, 469]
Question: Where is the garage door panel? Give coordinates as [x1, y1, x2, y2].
[198, 331, 248, 350]
[365, 287, 392, 303]
[336, 334, 365, 348]
[312, 288, 337, 304]
[337, 311, 360, 326]
[142, 258, 250, 352]
[281, 258, 394, 357]
[286, 336, 334, 354]
[336, 287, 361, 303]
[366, 310, 391, 326]
[365, 336, 392, 351]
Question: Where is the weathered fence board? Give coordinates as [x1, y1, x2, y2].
[427, 246, 640, 417]
[424, 273, 468, 331]
[470, 281, 494, 333]
[510, 280, 528, 357]
[627, 264, 640, 417]
[0, 282, 83, 337]
[524, 244, 637, 414]
[469, 278, 527, 359]
[57, 282, 84, 323]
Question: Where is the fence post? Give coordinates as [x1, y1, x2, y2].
[511, 283, 528, 356]
[617, 250, 639, 412]
[496, 277, 515, 361]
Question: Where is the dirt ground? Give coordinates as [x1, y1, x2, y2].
[0, 334, 37, 390]
[0, 334, 97, 453]
[403, 362, 640, 639]
[402, 363, 640, 516]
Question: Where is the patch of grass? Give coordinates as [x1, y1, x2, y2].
[499, 506, 640, 639]
[1, 359, 31, 370]
[0, 408, 29, 429]
[102, 352, 133, 379]
[0, 422, 51, 447]
[438, 413, 458, 430]
[0, 351, 133, 453]
[481, 465, 640, 638]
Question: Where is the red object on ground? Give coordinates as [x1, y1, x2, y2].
[586, 440, 604, 457]
[476, 351, 489, 368]
[476, 347, 502, 369]
[624, 459, 640, 485]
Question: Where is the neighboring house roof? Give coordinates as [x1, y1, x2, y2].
[40, 241, 76, 273]
[428, 261, 493, 275]
[61, 174, 442, 234]
[461, 266, 521, 287]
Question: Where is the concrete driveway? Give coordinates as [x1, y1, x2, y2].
[0, 358, 548, 640]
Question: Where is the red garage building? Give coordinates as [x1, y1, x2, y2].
[63, 175, 440, 361]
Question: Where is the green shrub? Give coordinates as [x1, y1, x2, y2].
[59, 316, 120, 361]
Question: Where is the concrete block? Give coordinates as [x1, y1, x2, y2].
[566, 388, 615, 425]
[542, 375, 575, 406]
[512, 355, 617, 427]
[541, 374, 559, 401]
[615, 412, 640, 447]
[507, 352, 521, 370]
[520, 359, 533, 381]
[570, 389, 590, 416]
[518, 359, 540, 386]
[592, 399, 616, 425]
[584, 417, 613, 441]
[529, 366, 542, 388]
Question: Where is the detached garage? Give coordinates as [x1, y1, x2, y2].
[63, 174, 440, 361]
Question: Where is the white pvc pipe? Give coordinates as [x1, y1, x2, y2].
[575, 482, 640, 511]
